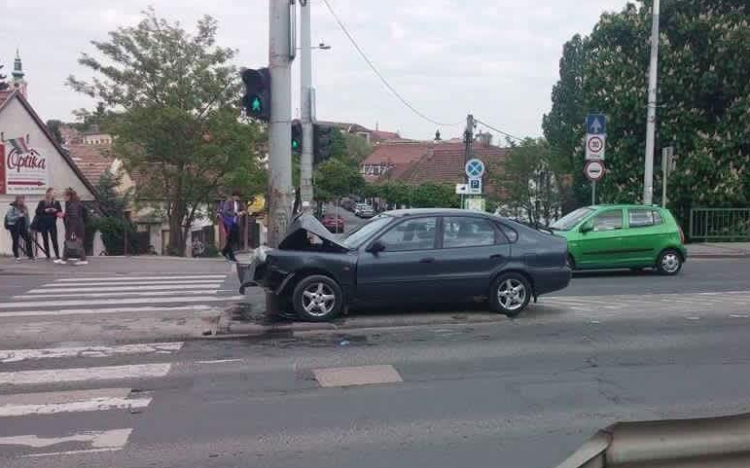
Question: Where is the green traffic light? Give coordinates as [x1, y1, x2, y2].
[251, 97, 262, 112]
[292, 139, 299, 150]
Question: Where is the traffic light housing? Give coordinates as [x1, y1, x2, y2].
[314, 124, 333, 165]
[291, 120, 302, 155]
[241, 68, 271, 121]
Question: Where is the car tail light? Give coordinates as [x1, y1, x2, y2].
[678, 226, 685, 244]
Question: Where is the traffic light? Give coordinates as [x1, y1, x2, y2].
[241, 68, 271, 121]
[291, 120, 302, 155]
[314, 124, 333, 165]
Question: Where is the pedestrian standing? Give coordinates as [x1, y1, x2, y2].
[35, 188, 63, 262]
[220, 191, 244, 262]
[4, 196, 34, 261]
[60, 188, 88, 266]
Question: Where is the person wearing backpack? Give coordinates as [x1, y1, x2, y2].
[4, 195, 34, 261]
[34, 188, 63, 262]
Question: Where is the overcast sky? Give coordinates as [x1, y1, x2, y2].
[1, 0, 629, 141]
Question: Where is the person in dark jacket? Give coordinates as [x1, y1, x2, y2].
[220, 191, 244, 262]
[4, 196, 34, 261]
[35, 188, 63, 262]
[61, 188, 87, 265]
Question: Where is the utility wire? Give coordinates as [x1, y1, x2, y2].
[474, 118, 524, 142]
[321, 0, 462, 128]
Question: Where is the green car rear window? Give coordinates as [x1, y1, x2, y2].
[628, 209, 663, 228]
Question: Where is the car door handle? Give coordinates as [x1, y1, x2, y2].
[490, 254, 504, 260]
[419, 257, 436, 264]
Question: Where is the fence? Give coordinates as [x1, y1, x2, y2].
[689, 208, 750, 242]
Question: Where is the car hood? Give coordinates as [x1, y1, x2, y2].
[278, 213, 349, 251]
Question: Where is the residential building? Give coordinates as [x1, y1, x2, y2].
[316, 121, 402, 145]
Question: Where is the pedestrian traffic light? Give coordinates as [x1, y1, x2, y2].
[241, 67, 271, 121]
[314, 124, 333, 165]
[291, 120, 302, 155]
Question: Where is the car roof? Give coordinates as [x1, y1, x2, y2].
[588, 204, 666, 210]
[383, 208, 495, 218]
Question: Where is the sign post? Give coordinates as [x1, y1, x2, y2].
[464, 158, 485, 210]
[585, 114, 607, 204]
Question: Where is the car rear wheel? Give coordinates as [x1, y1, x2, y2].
[657, 249, 683, 276]
[292, 275, 344, 322]
[490, 273, 532, 318]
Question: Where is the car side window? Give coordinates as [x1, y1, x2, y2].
[592, 210, 623, 231]
[377, 217, 437, 252]
[628, 209, 663, 228]
[496, 222, 518, 243]
[443, 217, 499, 248]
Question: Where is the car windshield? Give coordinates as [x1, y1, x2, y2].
[341, 214, 392, 248]
[550, 207, 595, 231]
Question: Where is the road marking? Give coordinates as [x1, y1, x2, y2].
[0, 295, 244, 310]
[0, 342, 183, 363]
[0, 305, 213, 318]
[0, 388, 151, 417]
[730, 314, 750, 318]
[41, 279, 226, 287]
[0, 363, 172, 386]
[28, 283, 222, 294]
[14, 290, 220, 299]
[313, 365, 403, 388]
[686, 316, 701, 320]
[0, 428, 133, 457]
[196, 359, 243, 365]
[54, 275, 226, 283]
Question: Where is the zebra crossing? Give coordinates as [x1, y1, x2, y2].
[0, 274, 244, 319]
[0, 341, 183, 459]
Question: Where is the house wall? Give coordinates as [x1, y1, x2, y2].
[1, 97, 94, 256]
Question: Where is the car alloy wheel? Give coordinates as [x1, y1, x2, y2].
[658, 249, 682, 275]
[292, 275, 344, 321]
[490, 273, 532, 317]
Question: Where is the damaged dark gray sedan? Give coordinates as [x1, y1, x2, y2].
[238, 209, 571, 322]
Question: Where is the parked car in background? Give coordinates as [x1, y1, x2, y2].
[357, 204, 375, 218]
[238, 209, 571, 321]
[321, 214, 345, 233]
[550, 204, 687, 275]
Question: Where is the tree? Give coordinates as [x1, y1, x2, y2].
[46, 120, 64, 145]
[544, 0, 750, 229]
[378, 181, 411, 208]
[68, 9, 265, 256]
[411, 182, 460, 208]
[492, 138, 559, 225]
[343, 132, 373, 163]
[93, 169, 138, 255]
[314, 157, 365, 202]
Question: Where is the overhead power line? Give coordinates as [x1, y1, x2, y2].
[321, 0, 462, 128]
[474, 118, 524, 142]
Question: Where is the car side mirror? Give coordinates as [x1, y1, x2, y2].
[367, 240, 386, 255]
[580, 221, 594, 234]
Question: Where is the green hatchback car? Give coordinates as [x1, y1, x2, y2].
[550, 205, 687, 275]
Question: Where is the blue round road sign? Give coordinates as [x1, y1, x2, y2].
[465, 159, 485, 178]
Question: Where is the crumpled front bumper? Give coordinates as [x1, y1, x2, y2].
[236, 254, 290, 296]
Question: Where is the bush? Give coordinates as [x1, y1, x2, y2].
[94, 216, 139, 256]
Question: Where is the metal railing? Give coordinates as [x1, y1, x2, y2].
[689, 208, 750, 242]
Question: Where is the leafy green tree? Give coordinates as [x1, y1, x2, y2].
[343, 132, 373, 163]
[92, 169, 138, 255]
[68, 8, 265, 255]
[545, 0, 750, 229]
[378, 181, 411, 208]
[315, 157, 365, 203]
[0, 64, 8, 91]
[46, 120, 65, 145]
[411, 182, 460, 208]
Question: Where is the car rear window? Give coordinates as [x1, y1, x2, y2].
[628, 209, 663, 228]
[496, 222, 518, 243]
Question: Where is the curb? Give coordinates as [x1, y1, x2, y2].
[688, 253, 750, 259]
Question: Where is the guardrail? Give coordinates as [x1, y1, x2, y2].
[689, 208, 750, 242]
[554, 412, 750, 468]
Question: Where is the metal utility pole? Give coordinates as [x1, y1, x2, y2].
[463, 114, 475, 209]
[643, 0, 660, 205]
[266, 0, 294, 314]
[299, 0, 314, 211]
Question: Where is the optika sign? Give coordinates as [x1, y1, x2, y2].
[7, 149, 47, 172]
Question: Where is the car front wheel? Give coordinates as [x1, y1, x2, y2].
[490, 273, 532, 318]
[292, 275, 344, 322]
[657, 249, 683, 276]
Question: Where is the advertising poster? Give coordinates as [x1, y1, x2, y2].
[4, 136, 48, 195]
[0, 143, 5, 195]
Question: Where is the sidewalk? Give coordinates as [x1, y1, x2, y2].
[0, 255, 236, 276]
[687, 242, 750, 258]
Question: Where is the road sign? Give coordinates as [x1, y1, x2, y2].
[468, 178, 482, 195]
[585, 134, 606, 160]
[465, 158, 485, 179]
[584, 160, 605, 181]
[586, 114, 606, 135]
[455, 183, 469, 195]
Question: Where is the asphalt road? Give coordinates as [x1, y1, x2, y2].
[4, 303, 750, 468]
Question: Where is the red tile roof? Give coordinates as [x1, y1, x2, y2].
[362, 140, 436, 166]
[66, 144, 115, 186]
[399, 144, 509, 185]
